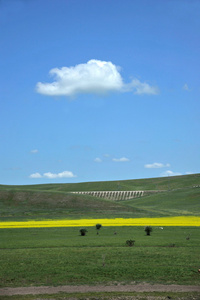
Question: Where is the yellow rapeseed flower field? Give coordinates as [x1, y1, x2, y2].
[0, 216, 199, 228]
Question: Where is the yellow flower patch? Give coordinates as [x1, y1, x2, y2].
[0, 216, 199, 228]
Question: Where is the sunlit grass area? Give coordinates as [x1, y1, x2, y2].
[0, 174, 200, 289]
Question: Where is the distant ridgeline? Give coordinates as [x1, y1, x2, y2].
[71, 190, 164, 200]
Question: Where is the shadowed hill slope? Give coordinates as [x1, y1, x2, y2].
[0, 190, 147, 220]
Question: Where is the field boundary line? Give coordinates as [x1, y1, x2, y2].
[0, 284, 200, 296]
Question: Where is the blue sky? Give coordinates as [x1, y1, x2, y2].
[1, 0, 200, 185]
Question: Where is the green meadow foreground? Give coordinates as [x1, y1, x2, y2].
[0, 226, 200, 287]
[0, 174, 200, 299]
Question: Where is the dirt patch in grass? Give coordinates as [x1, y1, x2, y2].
[0, 283, 200, 296]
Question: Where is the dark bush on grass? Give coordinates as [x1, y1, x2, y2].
[79, 228, 88, 236]
[145, 226, 152, 236]
[126, 239, 135, 247]
[96, 223, 102, 234]
[96, 223, 102, 230]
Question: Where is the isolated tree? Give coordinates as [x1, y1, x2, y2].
[126, 239, 135, 247]
[96, 223, 102, 234]
[145, 226, 152, 236]
[80, 228, 88, 236]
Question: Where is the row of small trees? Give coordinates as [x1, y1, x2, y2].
[80, 223, 102, 236]
[79, 224, 152, 238]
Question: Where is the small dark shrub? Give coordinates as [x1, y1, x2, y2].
[145, 226, 152, 236]
[126, 239, 135, 247]
[80, 228, 88, 236]
[186, 235, 190, 240]
[96, 224, 102, 235]
[96, 224, 102, 230]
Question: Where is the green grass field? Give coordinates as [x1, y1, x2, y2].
[0, 174, 200, 300]
[0, 226, 199, 287]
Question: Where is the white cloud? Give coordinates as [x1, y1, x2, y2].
[30, 149, 38, 154]
[161, 170, 182, 177]
[29, 172, 42, 178]
[130, 79, 159, 95]
[94, 157, 102, 163]
[36, 59, 159, 97]
[145, 162, 170, 169]
[185, 171, 194, 175]
[183, 83, 189, 91]
[29, 170, 76, 179]
[112, 157, 130, 162]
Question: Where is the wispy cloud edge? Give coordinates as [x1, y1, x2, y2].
[29, 170, 76, 179]
[145, 162, 170, 169]
[112, 157, 130, 162]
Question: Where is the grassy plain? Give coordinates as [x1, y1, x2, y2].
[0, 226, 199, 287]
[0, 174, 200, 299]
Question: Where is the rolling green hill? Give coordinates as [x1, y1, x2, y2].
[0, 173, 200, 220]
[1, 173, 200, 192]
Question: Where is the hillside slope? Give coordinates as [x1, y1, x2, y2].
[0, 190, 147, 220]
[1, 173, 200, 192]
[0, 173, 199, 220]
[121, 188, 200, 217]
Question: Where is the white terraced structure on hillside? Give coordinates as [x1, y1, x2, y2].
[71, 191, 144, 200]
[71, 190, 163, 200]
